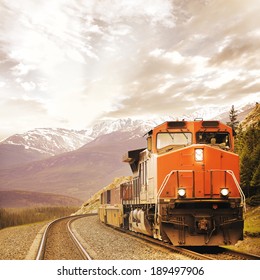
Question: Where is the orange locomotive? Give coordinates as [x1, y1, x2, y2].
[99, 120, 245, 246]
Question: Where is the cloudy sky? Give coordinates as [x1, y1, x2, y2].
[0, 0, 259, 139]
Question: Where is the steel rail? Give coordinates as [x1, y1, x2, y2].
[36, 214, 93, 260]
[218, 247, 260, 260]
[36, 217, 62, 260]
[177, 245, 260, 260]
[67, 217, 92, 260]
[126, 231, 215, 260]
[103, 223, 260, 260]
[104, 223, 214, 260]
[125, 229, 260, 260]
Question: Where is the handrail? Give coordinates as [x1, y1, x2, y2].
[156, 170, 192, 218]
[157, 169, 193, 201]
[156, 169, 246, 219]
[209, 169, 246, 212]
[226, 170, 246, 212]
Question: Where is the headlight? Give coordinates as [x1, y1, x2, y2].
[220, 188, 229, 197]
[195, 148, 204, 161]
[178, 188, 186, 197]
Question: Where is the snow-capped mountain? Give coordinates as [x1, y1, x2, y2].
[0, 120, 152, 159]
[89, 102, 256, 137]
[90, 118, 157, 138]
[0, 128, 94, 168]
[174, 102, 256, 123]
[1, 128, 94, 156]
[0, 102, 255, 169]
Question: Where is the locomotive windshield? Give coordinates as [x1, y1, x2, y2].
[196, 132, 230, 149]
[157, 132, 192, 149]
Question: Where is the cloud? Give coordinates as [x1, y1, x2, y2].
[210, 35, 260, 68]
[0, 0, 259, 139]
[0, 96, 47, 136]
[78, 0, 175, 27]
[2, 97, 46, 114]
[20, 81, 36, 91]
[11, 63, 36, 76]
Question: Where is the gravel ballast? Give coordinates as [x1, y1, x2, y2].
[0, 215, 259, 260]
[0, 222, 46, 260]
[72, 215, 189, 260]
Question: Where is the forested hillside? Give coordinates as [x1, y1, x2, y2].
[234, 103, 260, 204]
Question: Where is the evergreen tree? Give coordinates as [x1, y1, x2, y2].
[234, 123, 244, 154]
[227, 105, 239, 131]
[236, 120, 260, 198]
[251, 163, 260, 194]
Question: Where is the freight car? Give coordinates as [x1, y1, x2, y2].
[99, 120, 245, 246]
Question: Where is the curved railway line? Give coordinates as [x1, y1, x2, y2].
[36, 215, 92, 260]
[35, 214, 259, 260]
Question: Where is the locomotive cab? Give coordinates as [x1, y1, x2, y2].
[161, 121, 243, 245]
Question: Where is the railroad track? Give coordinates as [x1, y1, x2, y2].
[183, 246, 260, 260]
[125, 231, 215, 260]
[105, 225, 214, 260]
[105, 224, 260, 260]
[127, 231, 260, 260]
[36, 215, 92, 260]
[36, 214, 260, 260]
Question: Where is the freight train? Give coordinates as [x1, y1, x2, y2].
[99, 120, 245, 246]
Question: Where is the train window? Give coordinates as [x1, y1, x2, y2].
[196, 132, 230, 149]
[167, 121, 186, 128]
[202, 121, 219, 127]
[157, 132, 192, 149]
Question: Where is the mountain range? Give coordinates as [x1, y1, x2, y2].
[0, 118, 160, 169]
[0, 129, 146, 201]
[0, 103, 257, 203]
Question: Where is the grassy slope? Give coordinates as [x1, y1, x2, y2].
[224, 206, 260, 256]
[244, 206, 260, 236]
